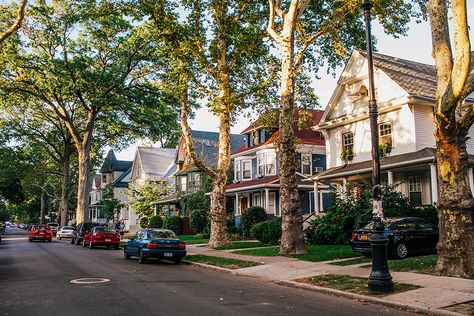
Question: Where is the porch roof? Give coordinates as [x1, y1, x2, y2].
[153, 192, 192, 205]
[314, 147, 437, 181]
[225, 174, 314, 194]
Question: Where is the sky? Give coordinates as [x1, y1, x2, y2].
[116, 6, 474, 161]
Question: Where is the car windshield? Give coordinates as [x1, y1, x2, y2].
[61, 226, 74, 230]
[95, 227, 115, 233]
[363, 219, 398, 230]
[148, 230, 176, 239]
[34, 225, 49, 230]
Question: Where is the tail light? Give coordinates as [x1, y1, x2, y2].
[351, 233, 357, 240]
[79, 231, 84, 236]
[147, 242, 159, 249]
[178, 243, 186, 250]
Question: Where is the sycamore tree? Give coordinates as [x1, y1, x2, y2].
[426, 0, 474, 278]
[0, 0, 179, 224]
[265, 0, 419, 254]
[0, 0, 27, 45]
[138, 0, 275, 247]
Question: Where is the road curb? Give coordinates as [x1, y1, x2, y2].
[182, 260, 238, 275]
[275, 280, 463, 316]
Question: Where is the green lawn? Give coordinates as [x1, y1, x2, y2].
[183, 254, 261, 269]
[234, 244, 359, 262]
[361, 254, 474, 279]
[178, 235, 209, 245]
[296, 274, 420, 295]
[330, 257, 372, 266]
[214, 241, 269, 250]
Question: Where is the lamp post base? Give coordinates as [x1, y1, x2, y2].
[368, 216, 394, 294]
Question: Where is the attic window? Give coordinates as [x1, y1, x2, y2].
[349, 85, 368, 98]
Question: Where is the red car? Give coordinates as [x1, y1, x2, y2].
[83, 226, 120, 249]
[29, 224, 53, 242]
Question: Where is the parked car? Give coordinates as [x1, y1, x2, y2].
[351, 217, 439, 259]
[29, 224, 53, 242]
[83, 227, 120, 249]
[57, 226, 75, 240]
[124, 229, 186, 264]
[71, 222, 101, 245]
[47, 223, 59, 235]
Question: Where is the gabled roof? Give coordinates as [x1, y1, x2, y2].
[178, 130, 246, 166]
[135, 147, 176, 180]
[99, 150, 133, 173]
[233, 109, 325, 155]
[358, 50, 437, 100]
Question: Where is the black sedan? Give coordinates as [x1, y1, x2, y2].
[351, 217, 438, 259]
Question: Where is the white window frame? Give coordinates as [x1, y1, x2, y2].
[301, 153, 312, 175]
[408, 176, 422, 193]
[267, 192, 277, 216]
[253, 193, 262, 207]
[265, 153, 276, 175]
[242, 160, 252, 180]
[180, 176, 187, 192]
[235, 161, 241, 181]
[257, 154, 264, 177]
[342, 132, 354, 154]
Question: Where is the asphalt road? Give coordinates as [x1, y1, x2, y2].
[0, 227, 417, 316]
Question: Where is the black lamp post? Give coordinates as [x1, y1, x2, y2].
[361, 0, 394, 294]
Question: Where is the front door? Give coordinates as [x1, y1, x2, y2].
[241, 196, 248, 213]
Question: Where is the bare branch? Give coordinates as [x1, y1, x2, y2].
[0, 0, 27, 44]
[267, 0, 283, 44]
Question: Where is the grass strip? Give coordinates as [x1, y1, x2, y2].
[296, 274, 420, 296]
[330, 257, 372, 266]
[183, 254, 261, 269]
[214, 241, 269, 250]
[234, 244, 359, 262]
[178, 235, 209, 245]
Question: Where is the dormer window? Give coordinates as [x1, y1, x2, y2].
[260, 129, 266, 143]
[251, 130, 259, 146]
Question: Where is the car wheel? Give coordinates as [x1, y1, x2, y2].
[124, 247, 130, 259]
[82, 240, 87, 247]
[88, 241, 94, 249]
[173, 258, 182, 264]
[71, 238, 75, 244]
[75, 238, 81, 245]
[394, 242, 408, 259]
[138, 250, 146, 264]
[48, 239, 52, 242]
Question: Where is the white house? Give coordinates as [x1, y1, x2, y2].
[312, 50, 474, 210]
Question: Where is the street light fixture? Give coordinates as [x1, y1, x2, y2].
[361, 0, 394, 294]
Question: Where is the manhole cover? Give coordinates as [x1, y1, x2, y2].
[70, 278, 110, 284]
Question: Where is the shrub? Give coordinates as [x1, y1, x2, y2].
[139, 216, 149, 229]
[250, 218, 281, 244]
[190, 209, 209, 233]
[164, 216, 183, 235]
[240, 206, 267, 237]
[148, 215, 163, 228]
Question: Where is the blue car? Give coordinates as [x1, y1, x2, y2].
[124, 229, 186, 264]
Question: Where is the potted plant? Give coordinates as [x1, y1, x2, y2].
[340, 148, 353, 163]
[378, 142, 392, 158]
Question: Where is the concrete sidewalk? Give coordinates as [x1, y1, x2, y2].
[187, 244, 474, 315]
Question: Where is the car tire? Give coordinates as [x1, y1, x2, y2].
[124, 248, 130, 259]
[173, 258, 182, 264]
[48, 239, 52, 242]
[82, 240, 87, 247]
[71, 238, 75, 244]
[138, 250, 146, 264]
[75, 238, 81, 245]
[88, 241, 94, 249]
[394, 242, 408, 259]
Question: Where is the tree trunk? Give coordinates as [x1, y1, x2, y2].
[40, 188, 46, 224]
[75, 143, 92, 224]
[278, 17, 306, 255]
[59, 149, 72, 227]
[208, 108, 231, 248]
[435, 125, 474, 278]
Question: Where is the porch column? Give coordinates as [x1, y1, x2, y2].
[430, 163, 438, 204]
[469, 168, 474, 195]
[313, 182, 320, 216]
[235, 193, 239, 215]
[265, 189, 269, 213]
[387, 170, 393, 185]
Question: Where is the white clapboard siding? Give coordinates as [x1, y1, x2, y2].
[414, 105, 436, 151]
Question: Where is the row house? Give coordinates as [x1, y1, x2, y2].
[312, 50, 474, 209]
[155, 130, 245, 218]
[226, 110, 329, 225]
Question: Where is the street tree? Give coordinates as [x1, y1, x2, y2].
[126, 181, 169, 218]
[0, 0, 179, 224]
[101, 185, 124, 222]
[139, 0, 274, 247]
[266, 0, 418, 254]
[427, 0, 474, 278]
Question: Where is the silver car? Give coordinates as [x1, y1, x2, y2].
[57, 226, 75, 240]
